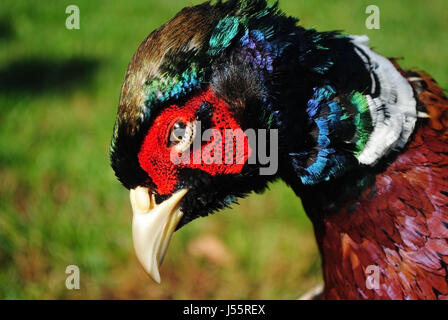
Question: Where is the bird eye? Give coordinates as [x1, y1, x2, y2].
[171, 121, 186, 142]
[170, 120, 197, 153]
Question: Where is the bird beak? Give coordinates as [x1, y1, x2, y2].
[130, 187, 188, 284]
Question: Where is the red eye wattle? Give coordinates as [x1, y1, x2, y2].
[138, 88, 252, 195]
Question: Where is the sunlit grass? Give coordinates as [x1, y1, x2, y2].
[0, 0, 446, 299]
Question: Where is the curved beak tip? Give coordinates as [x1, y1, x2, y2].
[130, 187, 188, 284]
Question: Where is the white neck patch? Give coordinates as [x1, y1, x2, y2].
[350, 35, 417, 166]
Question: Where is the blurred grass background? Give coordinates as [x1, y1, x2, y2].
[0, 0, 446, 299]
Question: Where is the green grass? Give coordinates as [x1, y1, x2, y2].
[0, 0, 446, 299]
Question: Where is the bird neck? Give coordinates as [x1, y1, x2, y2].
[279, 35, 418, 187]
[299, 126, 435, 299]
[297, 70, 448, 299]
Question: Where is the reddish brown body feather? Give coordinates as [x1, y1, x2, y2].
[316, 72, 448, 300]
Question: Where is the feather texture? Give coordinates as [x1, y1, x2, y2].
[350, 36, 417, 165]
[299, 71, 448, 299]
[110, 1, 448, 299]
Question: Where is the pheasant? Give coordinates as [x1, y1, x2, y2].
[110, 0, 448, 299]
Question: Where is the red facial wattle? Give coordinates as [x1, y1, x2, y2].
[138, 88, 252, 195]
